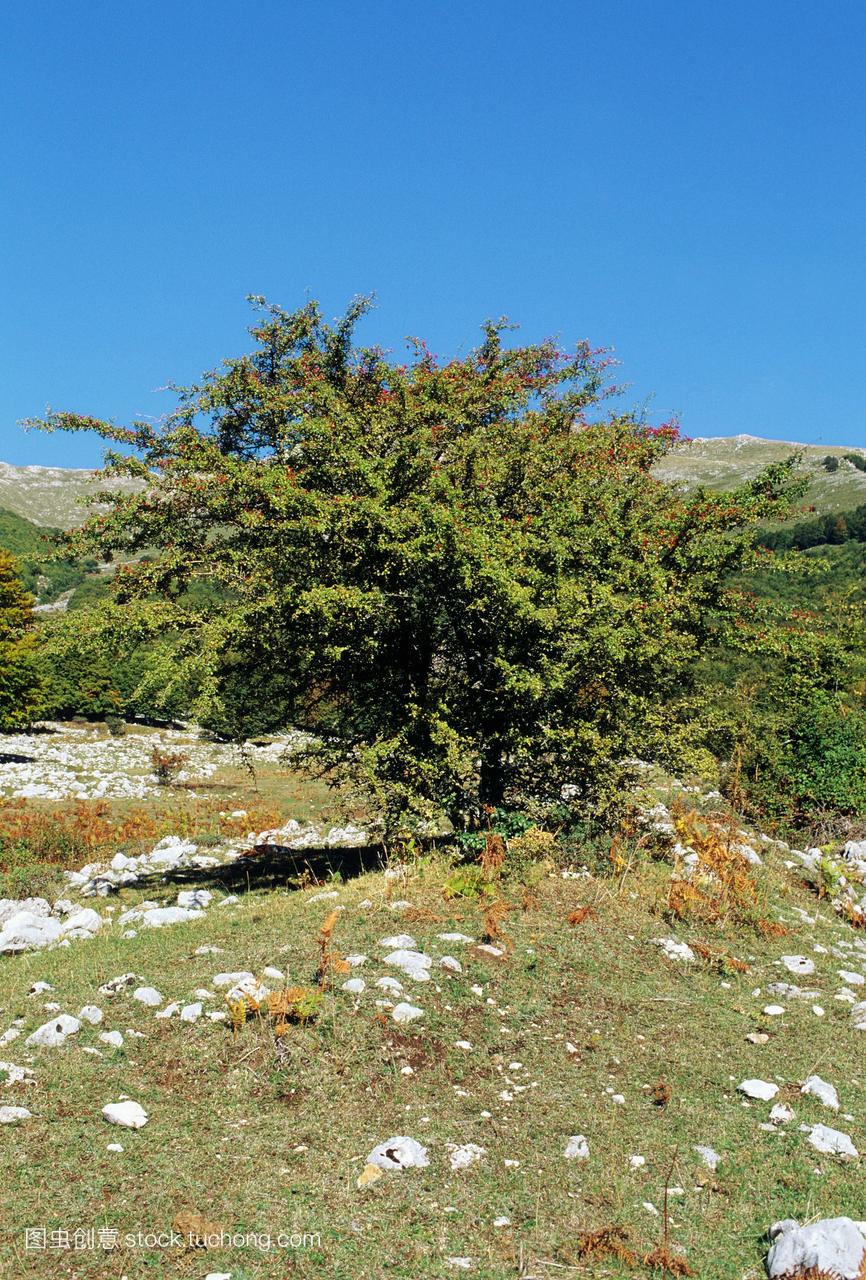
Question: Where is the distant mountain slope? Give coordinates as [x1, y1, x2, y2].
[2, 436, 865, 531]
[0, 462, 140, 529]
[654, 434, 866, 515]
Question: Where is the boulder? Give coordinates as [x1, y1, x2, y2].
[767, 1217, 865, 1279]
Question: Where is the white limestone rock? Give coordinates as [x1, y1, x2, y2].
[102, 1100, 148, 1130]
[25, 1014, 81, 1048]
[383, 949, 433, 981]
[448, 1142, 485, 1170]
[805, 1123, 859, 1159]
[801, 1074, 840, 1111]
[651, 938, 695, 963]
[366, 1135, 429, 1170]
[176, 889, 212, 909]
[767, 1217, 866, 1279]
[99, 973, 137, 996]
[132, 987, 163, 1008]
[694, 1145, 722, 1171]
[738, 1079, 779, 1102]
[564, 1134, 590, 1160]
[392, 1002, 424, 1024]
[0, 1105, 32, 1124]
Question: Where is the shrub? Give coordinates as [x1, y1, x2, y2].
[150, 747, 188, 786]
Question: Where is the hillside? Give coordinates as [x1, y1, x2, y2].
[1, 724, 865, 1279]
[3, 438, 864, 534]
[0, 506, 97, 606]
[653, 435, 866, 515]
[0, 462, 140, 530]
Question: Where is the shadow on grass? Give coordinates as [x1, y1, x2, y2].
[135, 841, 389, 896]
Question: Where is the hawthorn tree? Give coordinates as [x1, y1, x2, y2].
[0, 550, 45, 730]
[34, 297, 801, 829]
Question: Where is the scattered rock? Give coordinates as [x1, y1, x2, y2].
[366, 1136, 429, 1170]
[102, 1100, 148, 1130]
[448, 1143, 485, 1171]
[0, 1105, 32, 1124]
[767, 1216, 866, 1279]
[383, 949, 433, 981]
[176, 889, 212, 909]
[738, 1079, 779, 1101]
[392, 1002, 424, 1025]
[651, 938, 695, 963]
[694, 1145, 721, 1170]
[25, 1015, 81, 1048]
[133, 987, 163, 1008]
[564, 1134, 590, 1160]
[801, 1075, 840, 1111]
[99, 974, 137, 996]
[804, 1123, 859, 1159]
[378, 934, 417, 949]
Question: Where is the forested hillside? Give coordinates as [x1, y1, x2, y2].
[0, 506, 97, 604]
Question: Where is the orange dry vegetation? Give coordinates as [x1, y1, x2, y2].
[666, 809, 763, 929]
[0, 797, 283, 871]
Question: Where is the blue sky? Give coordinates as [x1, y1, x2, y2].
[2, 0, 864, 467]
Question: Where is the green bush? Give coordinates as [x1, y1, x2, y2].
[728, 690, 866, 826]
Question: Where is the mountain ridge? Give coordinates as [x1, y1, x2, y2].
[2, 434, 865, 528]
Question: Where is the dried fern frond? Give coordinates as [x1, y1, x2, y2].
[574, 1225, 638, 1266]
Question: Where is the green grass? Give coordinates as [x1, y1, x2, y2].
[1, 789, 865, 1278]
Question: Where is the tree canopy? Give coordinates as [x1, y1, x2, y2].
[34, 297, 803, 830]
[0, 550, 44, 730]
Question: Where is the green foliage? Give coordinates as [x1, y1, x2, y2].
[502, 825, 558, 885]
[0, 506, 95, 603]
[724, 686, 866, 826]
[32, 297, 803, 832]
[37, 646, 122, 720]
[760, 501, 866, 551]
[695, 537, 866, 831]
[456, 806, 533, 854]
[0, 550, 45, 729]
[442, 864, 494, 900]
[815, 853, 844, 897]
